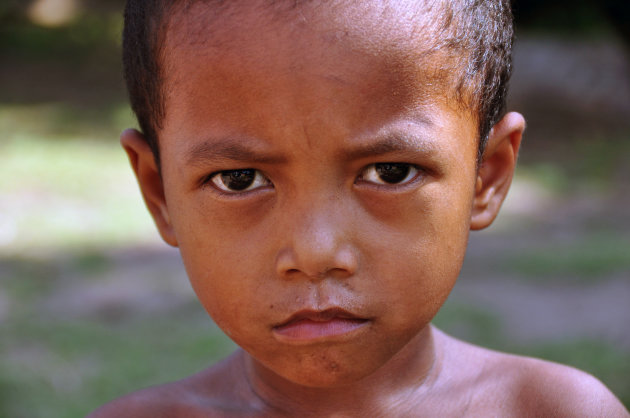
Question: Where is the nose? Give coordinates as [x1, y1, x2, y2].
[275, 200, 359, 281]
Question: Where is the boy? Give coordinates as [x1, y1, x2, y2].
[92, 0, 628, 416]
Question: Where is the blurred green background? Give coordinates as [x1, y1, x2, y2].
[0, 0, 629, 416]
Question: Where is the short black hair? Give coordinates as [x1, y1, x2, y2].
[122, 0, 514, 166]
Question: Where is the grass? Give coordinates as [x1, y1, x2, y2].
[0, 316, 236, 417]
[499, 234, 630, 281]
[0, 124, 159, 252]
[0, 103, 133, 140]
[433, 302, 505, 346]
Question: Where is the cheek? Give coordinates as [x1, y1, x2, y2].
[360, 175, 474, 251]
[417, 179, 475, 276]
[358, 177, 475, 309]
[167, 198, 277, 331]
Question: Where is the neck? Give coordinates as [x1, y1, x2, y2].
[242, 325, 441, 416]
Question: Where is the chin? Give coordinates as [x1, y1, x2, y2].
[259, 349, 385, 389]
[280, 366, 371, 388]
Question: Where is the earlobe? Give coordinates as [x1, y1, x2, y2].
[470, 112, 525, 230]
[120, 129, 178, 246]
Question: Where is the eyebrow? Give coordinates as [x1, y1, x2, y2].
[340, 133, 438, 161]
[184, 127, 437, 166]
[185, 138, 286, 166]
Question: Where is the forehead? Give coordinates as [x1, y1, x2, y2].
[163, 1, 456, 94]
[159, 0, 466, 149]
[166, 0, 439, 51]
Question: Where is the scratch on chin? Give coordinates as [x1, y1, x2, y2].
[302, 123, 313, 150]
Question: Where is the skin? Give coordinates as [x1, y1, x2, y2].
[91, 1, 629, 416]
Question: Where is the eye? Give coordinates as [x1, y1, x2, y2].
[208, 169, 271, 193]
[358, 163, 419, 185]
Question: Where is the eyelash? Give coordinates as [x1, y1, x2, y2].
[203, 163, 422, 195]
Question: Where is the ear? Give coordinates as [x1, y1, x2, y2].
[120, 129, 178, 246]
[470, 112, 525, 230]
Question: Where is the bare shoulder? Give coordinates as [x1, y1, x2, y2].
[87, 382, 192, 418]
[433, 328, 629, 417]
[88, 350, 258, 418]
[508, 355, 629, 417]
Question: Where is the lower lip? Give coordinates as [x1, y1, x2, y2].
[273, 318, 368, 342]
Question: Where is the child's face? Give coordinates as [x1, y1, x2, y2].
[125, 3, 521, 388]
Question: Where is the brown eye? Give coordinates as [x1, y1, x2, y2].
[375, 163, 411, 183]
[210, 169, 271, 193]
[359, 163, 418, 185]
